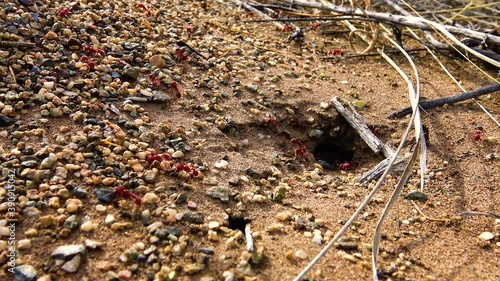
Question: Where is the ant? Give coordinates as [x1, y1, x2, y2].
[289, 118, 307, 130]
[84, 45, 105, 56]
[173, 47, 188, 61]
[310, 23, 321, 30]
[136, 3, 151, 16]
[338, 161, 359, 171]
[472, 130, 484, 141]
[282, 25, 294, 32]
[291, 138, 310, 161]
[80, 56, 95, 69]
[169, 81, 182, 98]
[57, 7, 71, 19]
[265, 118, 277, 128]
[147, 152, 172, 165]
[175, 163, 200, 177]
[148, 73, 161, 88]
[115, 186, 141, 205]
[329, 48, 344, 57]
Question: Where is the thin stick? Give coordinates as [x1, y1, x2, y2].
[279, 0, 500, 46]
[0, 41, 36, 48]
[388, 83, 500, 119]
[321, 48, 427, 60]
[242, 16, 381, 23]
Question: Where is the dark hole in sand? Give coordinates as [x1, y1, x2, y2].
[312, 124, 356, 170]
[227, 216, 251, 233]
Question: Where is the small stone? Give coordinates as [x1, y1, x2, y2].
[182, 211, 205, 224]
[80, 221, 96, 232]
[122, 67, 140, 81]
[343, 253, 357, 262]
[208, 221, 220, 230]
[45, 31, 58, 40]
[142, 192, 159, 204]
[18, 239, 32, 250]
[49, 107, 64, 117]
[172, 150, 184, 158]
[352, 100, 366, 109]
[244, 83, 259, 93]
[61, 254, 81, 273]
[51, 244, 85, 260]
[425, 275, 438, 281]
[149, 55, 166, 68]
[337, 242, 358, 251]
[276, 211, 292, 221]
[111, 222, 133, 231]
[184, 263, 205, 275]
[105, 214, 115, 224]
[84, 240, 102, 249]
[207, 186, 229, 201]
[479, 232, 494, 241]
[118, 270, 132, 279]
[404, 190, 428, 202]
[295, 250, 308, 260]
[0, 114, 15, 126]
[101, 177, 116, 186]
[13, 264, 37, 281]
[320, 102, 330, 109]
[96, 189, 117, 204]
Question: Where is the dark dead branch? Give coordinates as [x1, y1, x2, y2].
[388, 83, 500, 119]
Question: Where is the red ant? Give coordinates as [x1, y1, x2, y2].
[329, 48, 344, 57]
[115, 186, 141, 205]
[472, 130, 484, 141]
[339, 161, 359, 171]
[147, 152, 172, 165]
[289, 118, 307, 130]
[173, 47, 188, 61]
[136, 3, 151, 16]
[57, 7, 71, 19]
[282, 25, 294, 32]
[246, 12, 255, 18]
[371, 127, 381, 135]
[265, 118, 277, 128]
[169, 81, 182, 98]
[291, 138, 310, 161]
[186, 26, 196, 33]
[175, 163, 200, 177]
[80, 56, 95, 69]
[148, 73, 161, 88]
[84, 45, 105, 56]
[310, 23, 321, 30]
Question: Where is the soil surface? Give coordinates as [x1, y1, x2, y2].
[0, 1, 499, 281]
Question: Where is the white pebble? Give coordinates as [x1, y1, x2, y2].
[80, 221, 96, 232]
[479, 232, 494, 241]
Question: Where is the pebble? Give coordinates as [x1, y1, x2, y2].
[295, 250, 308, 260]
[18, 239, 32, 250]
[0, 114, 15, 126]
[96, 189, 117, 203]
[142, 192, 159, 204]
[478, 232, 494, 241]
[51, 244, 85, 260]
[343, 253, 357, 263]
[208, 221, 220, 230]
[61, 254, 81, 273]
[182, 211, 205, 224]
[81, 221, 96, 232]
[172, 150, 185, 158]
[276, 211, 292, 221]
[13, 264, 37, 281]
[45, 31, 58, 40]
[207, 186, 229, 201]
